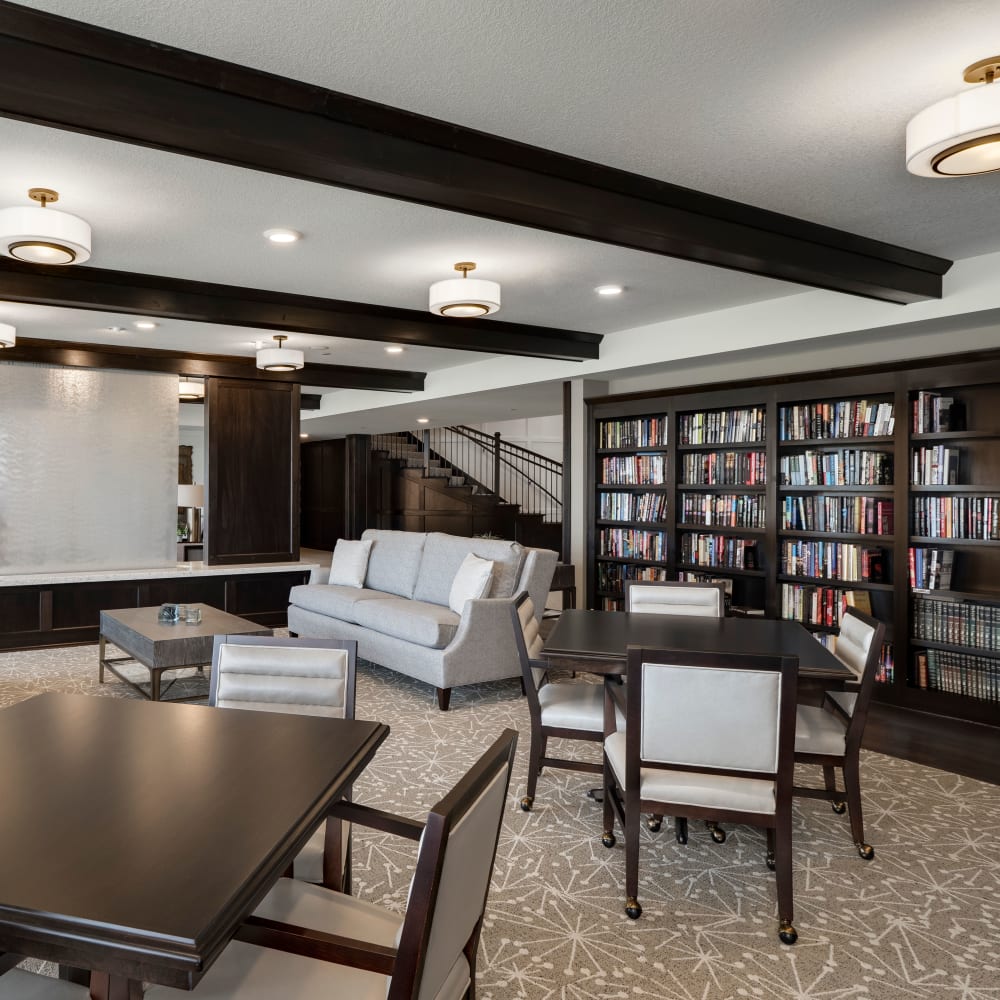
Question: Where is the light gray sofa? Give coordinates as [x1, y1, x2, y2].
[287, 529, 558, 709]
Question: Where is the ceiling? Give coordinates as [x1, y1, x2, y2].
[4, 0, 1000, 431]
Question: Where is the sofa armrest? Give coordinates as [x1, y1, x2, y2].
[515, 547, 559, 621]
[440, 597, 521, 681]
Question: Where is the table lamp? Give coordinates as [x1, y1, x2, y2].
[177, 484, 205, 544]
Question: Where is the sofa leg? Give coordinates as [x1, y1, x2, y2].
[288, 631, 298, 638]
[437, 687, 452, 711]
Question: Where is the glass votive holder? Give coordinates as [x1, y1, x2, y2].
[184, 605, 202, 626]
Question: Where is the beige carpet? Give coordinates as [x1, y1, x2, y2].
[2, 641, 999, 999]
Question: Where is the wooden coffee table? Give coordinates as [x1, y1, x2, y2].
[99, 604, 271, 701]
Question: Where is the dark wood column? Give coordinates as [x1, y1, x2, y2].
[300, 440, 347, 550]
[205, 378, 300, 565]
[344, 435, 373, 540]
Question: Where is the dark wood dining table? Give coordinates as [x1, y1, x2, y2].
[542, 609, 852, 681]
[0, 693, 389, 997]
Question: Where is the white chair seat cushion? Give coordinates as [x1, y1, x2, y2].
[795, 705, 848, 757]
[0, 971, 88, 999]
[293, 819, 350, 884]
[604, 732, 776, 814]
[145, 879, 470, 1000]
[539, 681, 625, 731]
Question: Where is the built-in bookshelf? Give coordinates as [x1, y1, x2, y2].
[587, 351, 1000, 728]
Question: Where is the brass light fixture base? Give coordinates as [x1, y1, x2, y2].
[27, 187, 59, 206]
[963, 57, 1000, 84]
[454, 261, 476, 275]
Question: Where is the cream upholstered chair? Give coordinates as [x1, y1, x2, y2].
[626, 579, 728, 843]
[794, 607, 885, 860]
[601, 646, 800, 944]
[211, 634, 358, 891]
[514, 592, 623, 812]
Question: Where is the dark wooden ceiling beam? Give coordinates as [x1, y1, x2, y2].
[0, 3, 950, 305]
[0, 259, 601, 362]
[0, 337, 426, 392]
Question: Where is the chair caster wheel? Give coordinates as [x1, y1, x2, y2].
[707, 822, 726, 844]
[778, 921, 797, 945]
[601, 831, 616, 848]
[857, 842, 875, 860]
[646, 816, 662, 832]
[766, 853, 776, 871]
[625, 897, 642, 920]
[520, 796, 533, 812]
[831, 801, 847, 815]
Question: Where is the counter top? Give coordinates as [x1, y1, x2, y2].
[0, 561, 320, 587]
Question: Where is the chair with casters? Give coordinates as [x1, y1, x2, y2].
[626, 579, 728, 844]
[793, 607, 886, 860]
[601, 646, 800, 944]
[514, 592, 623, 812]
[211, 634, 359, 892]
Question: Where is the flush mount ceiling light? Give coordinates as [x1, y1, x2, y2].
[178, 378, 205, 401]
[0, 188, 92, 264]
[0, 323, 14, 348]
[428, 261, 501, 318]
[907, 56, 1000, 176]
[263, 228, 301, 244]
[256, 334, 304, 371]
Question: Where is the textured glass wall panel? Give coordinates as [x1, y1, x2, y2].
[0, 363, 178, 573]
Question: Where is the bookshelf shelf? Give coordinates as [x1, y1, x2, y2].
[678, 483, 766, 493]
[777, 573, 893, 592]
[595, 555, 670, 567]
[911, 430, 1000, 442]
[676, 563, 766, 578]
[596, 519, 668, 529]
[677, 524, 766, 536]
[910, 638, 1000, 659]
[909, 484, 1000, 493]
[780, 529, 894, 542]
[596, 447, 670, 456]
[910, 536, 1000, 546]
[596, 483, 670, 492]
[778, 484, 894, 494]
[676, 441, 768, 452]
[777, 436, 894, 448]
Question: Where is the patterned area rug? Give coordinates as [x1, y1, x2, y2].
[1, 641, 998, 999]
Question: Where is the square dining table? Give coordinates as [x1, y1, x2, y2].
[0, 693, 389, 997]
[542, 609, 852, 681]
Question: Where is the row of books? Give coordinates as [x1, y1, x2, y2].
[780, 495, 894, 535]
[680, 450, 767, 486]
[911, 445, 960, 485]
[779, 450, 893, 486]
[598, 528, 667, 562]
[908, 547, 955, 590]
[595, 561, 668, 592]
[679, 492, 766, 528]
[781, 541, 886, 582]
[597, 416, 667, 449]
[912, 391, 965, 434]
[598, 491, 668, 523]
[913, 649, 999, 703]
[778, 400, 894, 441]
[814, 634, 895, 684]
[599, 597, 624, 611]
[599, 455, 666, 485]
[911, 495, 1000, 539]
[679, 534, 759, 569]
[677, 407, 766, 445]
[912, 595, 1000, 650]
[780, 583, 856, 628]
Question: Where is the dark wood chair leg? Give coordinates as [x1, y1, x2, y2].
[520, 675, 527, 696]
[843, 756, 873, 858]
[773, 817, 796, 944]
[521, 726, 544, 810]
[674, 816, 688, 844]
[601, 757, 616, 847]
[624, 788, 642, 918]
[436, 687, 452, 711]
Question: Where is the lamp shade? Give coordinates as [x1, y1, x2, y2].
[428, 276, 501, 317]
[0, 205, 92, 264]
[177, 484, 205, 508]
[907, 80, 1000, 176]
[256, 334, 304, 371]
[0, 323, 14, 348]
[178, 379, 205, 400]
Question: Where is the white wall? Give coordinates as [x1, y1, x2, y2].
[0, 363, 178, 573]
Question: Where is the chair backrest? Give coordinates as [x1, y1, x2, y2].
[625, 580, 725, 617]
[209, 635, 357, 720]
[834, 607, 886, 751]
[389, 729, 518, 1000]
[625, 646, 798, 797]
[511, 591, 547, 698]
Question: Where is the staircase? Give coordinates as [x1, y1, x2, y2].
[371, 429, 563, 550]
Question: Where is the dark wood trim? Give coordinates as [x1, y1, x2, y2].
[562, 380, 572, 564]
[1, 336, 425, 393]
[0, 259, 600, 362]
[0, 3, 949, 303]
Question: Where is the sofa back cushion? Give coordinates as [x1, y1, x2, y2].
[361, 529, 428, 599]
[414, 532, 525, 607]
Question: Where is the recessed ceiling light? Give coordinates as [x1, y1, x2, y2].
[385, 346, 404, 354]
[416, 417, 430, 424]
[263, 228, 301, 244]
[300, 433, 309, 439]
[134, 320, 158, 330]
[595, 284, 624, 296]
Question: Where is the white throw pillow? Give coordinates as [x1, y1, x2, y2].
[328, 539, 373, 588]
[448, 553, 495, 614]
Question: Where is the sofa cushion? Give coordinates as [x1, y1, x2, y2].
[361, 529, 427, 599]
[448, 553, 495, 614]
[413, 533, 524, 607]
[328, 538, 373, 587]
[288, 583, 395, 624]
[353, 597, 461, 649]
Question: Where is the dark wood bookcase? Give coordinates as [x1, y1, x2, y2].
[586, 350, 1000, 728]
